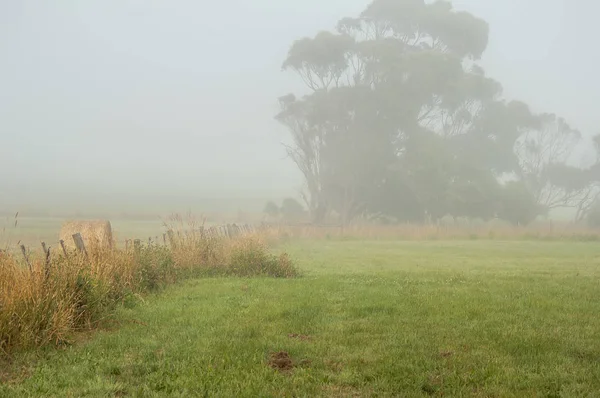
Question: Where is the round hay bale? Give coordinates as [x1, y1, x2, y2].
[59, 220, 114, 250]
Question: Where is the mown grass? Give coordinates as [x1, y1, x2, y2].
[2, 240, 600, 397]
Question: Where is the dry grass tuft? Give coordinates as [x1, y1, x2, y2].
[0, 249, 147, 356]
[163, 215, 298, 278]
[0, 215, 297, 357]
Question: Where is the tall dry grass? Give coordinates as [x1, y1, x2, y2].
[1, 248, 152, 356]
[0, 218, 297, 357]
[264, 221, 600, 242]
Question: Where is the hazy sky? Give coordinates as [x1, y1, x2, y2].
[1, 0, 598, 211]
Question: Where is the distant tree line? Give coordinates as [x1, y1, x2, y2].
[275, 0, 600, 226]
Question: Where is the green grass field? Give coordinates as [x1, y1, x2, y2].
[2, 240, 600, 397]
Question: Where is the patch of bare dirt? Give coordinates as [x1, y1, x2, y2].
[268, 351, 294, 372]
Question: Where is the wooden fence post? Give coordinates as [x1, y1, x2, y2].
[59, 239, 69, 258]
[20, 244, 32, 271]
[72, 233, 88, 258]
[134, 239, 141, 256]
[41, 242, 51, 279]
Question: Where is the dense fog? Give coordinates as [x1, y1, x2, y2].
[1, 0, 598, 222]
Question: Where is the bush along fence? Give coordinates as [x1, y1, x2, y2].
[0, 223, 296, 358]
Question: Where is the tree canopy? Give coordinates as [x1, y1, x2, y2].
[276, 0, 598, 225]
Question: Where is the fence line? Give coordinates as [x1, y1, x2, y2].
[122, 223, 259, 249]
[3, 223, 260, 260]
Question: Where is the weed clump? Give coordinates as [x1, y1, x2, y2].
[227, 237, 298, 278]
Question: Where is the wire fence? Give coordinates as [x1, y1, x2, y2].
[1, 223, 260, 260]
